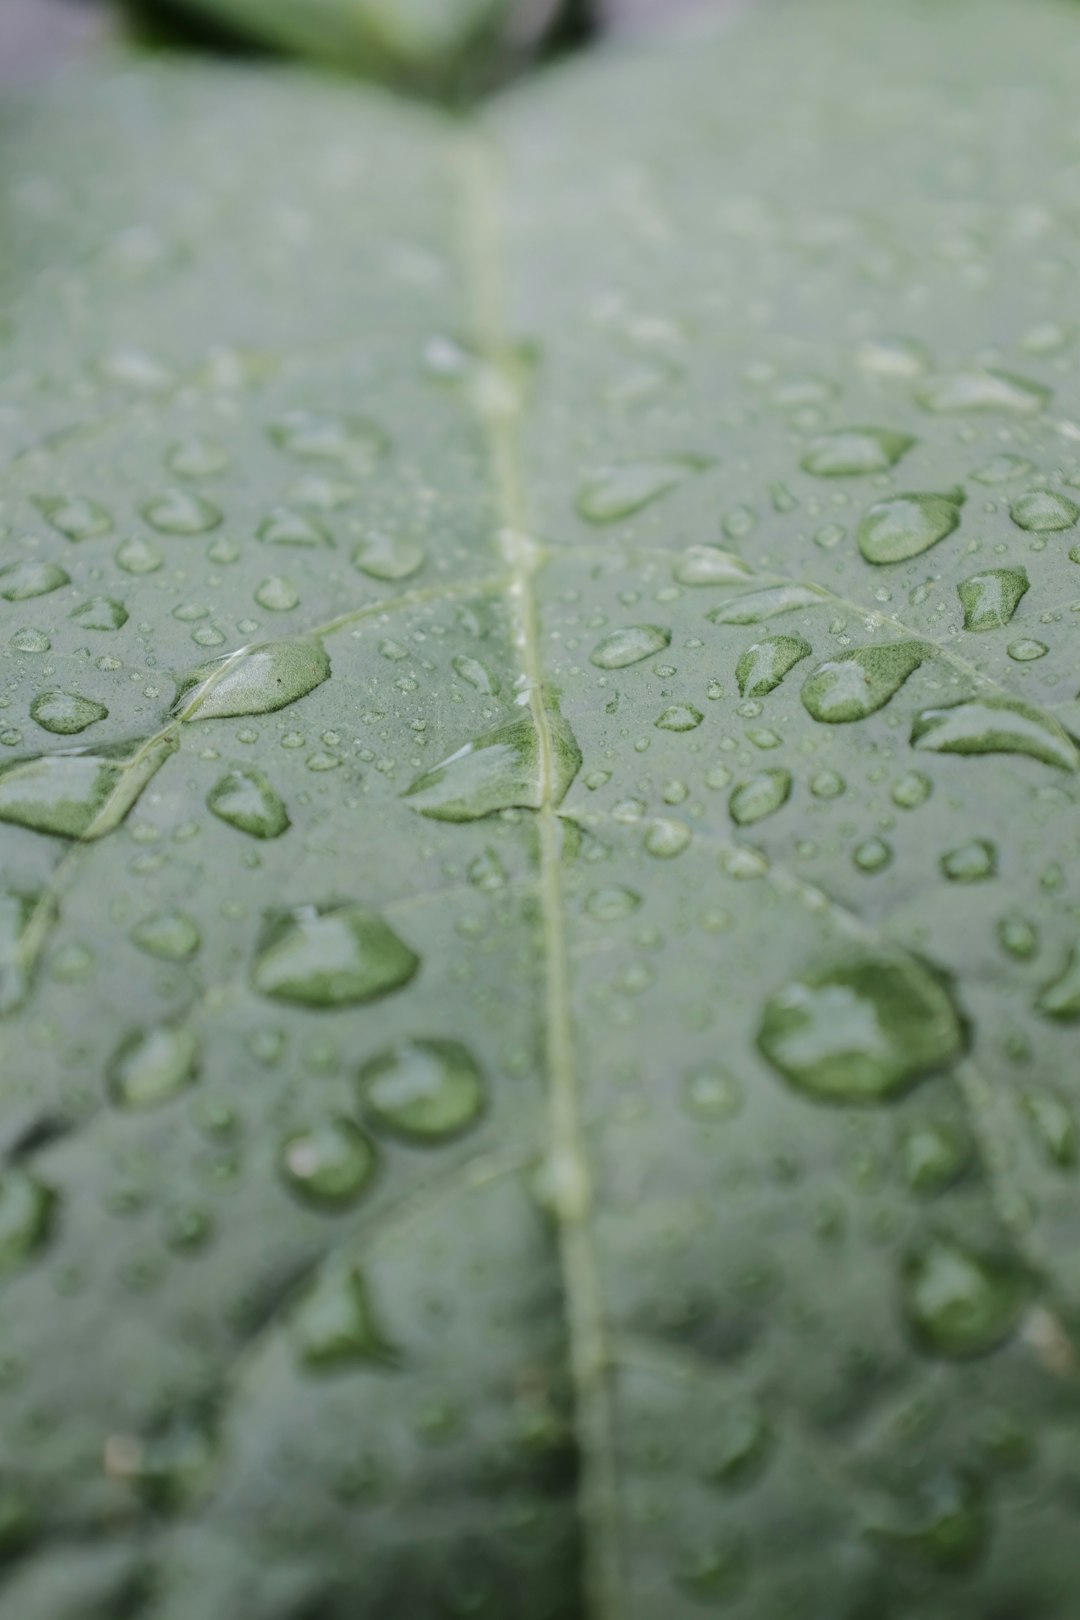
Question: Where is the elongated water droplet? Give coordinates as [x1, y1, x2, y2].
[33, 494, 111, 541]
[451, 656, 500, 695]
[352, 531, 425, 581]
[736, 633, 811, 698]
[899, 1117, 973, 1194]
[359, 1038, 485, 1142]
[130, 910, 200, 961]
[1037, 947, 1080, 1020]
[591, 625, 671, 669]
[585, 886, 641, 921]
[1021, 1087, 1077, 1168]
[253, 903, 418, 1007]
[655, 704, 703, 732]
[912, 697, 1078, 770]
[0, 734, 177, 839]
[0, 1170, 53, 1275]
[403, 703, 580, 822]
[268, 410, 386, 467]
[1007, 638, 1048, 662]
[577, 457, 701, 522]
[801, 642, 925, 724]
[0, 888, 51, 1015]
[30, 691, 108, 736]
[71, 596, 127, 631]
[729, 769, 791, 826]
[140, 490, 222, 535]
[0, 560, 69, 600]
[856, 335, 930, 377]
[758, 949, 965, 1103]
[707, 584, 826, 625]
[208, 767, 289, 839]
[109, 1025, 199, 1108]
[915, 369, 1050, 415]
[1009, 489, 1080, 532]
[166, 435, 228, 479]
[903, 1239, 1028, 1357]
[858, 493, 962, 564]
[970, 452, 1035, 485]
[280, 1119, 376, 1209]
[998, 914, 1038, 960]
[957, 567, 1029, 630]
[941, 839, 996, 882]
[176, 639, 330, 720]
[257, 507, 333, 547]
[673, 547, 754, 586]
[800, 427, 915, 477]
[291, 1262, 394, 1369]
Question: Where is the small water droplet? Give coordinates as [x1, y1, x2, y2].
[758, 949, 965, 1103]
[1007, 638, 1048, 662]
[1010, 489, 1079, 532]
[891, 770, 931, 808]
[140, 490, 223, 535]
[903, 1239, 1028, 1357]
[30, 691, 108, 736]
[176, 639, 330, 720]
[0, 560, 69, 600]
[853, 836, 892, 872]
[255, 576, 299, 612]
[591, 624, 671, 669]
[115, 536, 163, 575]
[352, 531, 425, 581]
[585, 886, 641, 921]
[253, 903, 418, 1007]
[957, 567, 1029, 631]
[33, 494, 111, 541]
[801, 642, 925, 723]
[280, 1118, 376, 1208]
[941, 839, 996, 882]
[402, 703, 580, 821]
[166, 436, 229, 479]
[682, 1067, 743, 1120]
[359, 1038, 485, 1142]
[1021, 1087, 1077, 1168]
[109, 1025, 199, 1108]
[644, 817, 691, 857]
[0, 1170, 53, 1275]
[257, 507, 333, 547]
[736, 633, 811, 698]
[915, 369, 1049, 415]
[800, 427, 915, 477]
[130, 910, 201, 961]
[1037, 947, 1080, 1020]
[997, 914, 1038, 960]
[899, 1118, 973, 1194]
[858, 493, 962, 564]
[729, 768, 791, 826]
[911, 697, 1078, 770]
[577, 458, 701, 522]
[208, 767, 289, 838]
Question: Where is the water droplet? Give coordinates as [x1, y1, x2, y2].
[1037, 947, 1080, 1020]
[970, 452, 1036, 485]
[800, 428, 915, 477]
[71, 596, 128, 631]
[268, 410, 386, 468]
[176, 639, 330, 720]
[255, 576, 299, 612]
[858, 493, 962, 564]
[682, 1067, 743, 1120]
[402, 703, 580, 821]
[891, 770, 931, 808]
[115, 536, 163, 575]
[585, 886, 641, 921]
[0, 734, 177, 839]
[577, 458, 701, 522]
[736, 633, 811, 698]
[10, 628, 49, 654]
[998, 914, 1038, 960]
[673, 547, 754, 586]
[0, 1170, 53, 1275]
[655, 704, 703, 732]
[257, 507, 333, 547]
[915, 369, 1050, 415]
[801, 642, 925, 724]
[352, 531, 425, 581]
[590, 624, 671, 669]
[0, 560, 69, 600]
[644, 817, 691, 857]
[810, 769, 845, 799]
[903, 1239, 1028, 1357]
[1007, 638, 1048, 662]
[0, 888, 50, 1015]
[140, 490, 222, 535]
[758, 949, 965, 1104]
[706, 583, 826, 624]
[252, 903, 418, 1007]
[1021, 1087, 1077, 1168]
[957, 567, 1029, 630]
[1010, 489, 1079, 532]
[899, 1118, 972, 1194]
[280, 1118, 376, 1208]
[359, 1038, 485, 1142]
[451, 656, 500, 695]
[853, 836, 892, 872]
[30, 691, 107, 736]
[856, 335, 930, 377]
[729, 769, 791, 826]
[867, 1471, 987, 1569]
[33, 494, 111, 541]
[291, 1262, 394, 1369]
[941, 839, 996, 882]
[109, 1025, 199, 1108]
[130, 910, 201, 961]
[912, 697, 1078, 770]
[166, 436, 229, 479]
[208, 767, 289, 838]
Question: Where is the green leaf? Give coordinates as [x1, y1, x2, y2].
[3, 2, 1080, 1616]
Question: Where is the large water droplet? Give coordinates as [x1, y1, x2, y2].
[352, 530, 425, 582]
[402, 703, 581, 822]
[208, 767, 289, 838]
[30, 691, 108, 736]
[268, 410, 386, 468]
[359, 1038, 485, 1142]
[673, 547, 754, 586]
[729, 769, 792, 826]
[800, 428, 915, 477]
[914, 369, 1050, 415]
[176, 639, 330, 720]
[33, 494, 111, 541]
[757, 950, 965, 1103]
[903, 1239, 1028, 1357]
[736, 634, 811, 698]
[1009, 489, 1080, 532]
[857, 493, 962, 564]
[140, 490, 223, 535]
[280, 1118, 376, 1207]
[576, 457, 701, 522]
[252, 903, 418, 1007]
[706, 583, 826, 625]
[291, 1262, 394, 1369]
[0, 734, 177, 839]
[109, 1025, 199, 1108]
[911, 697, 1078, 770]
[0, 1170, 53, 1275]
[957, 567, 1029, 631]
[801, 642, 925, 723]
[1037, 947, 1080, 1020]
[590, 625, 671, 669]
[0, 560, 69, 600]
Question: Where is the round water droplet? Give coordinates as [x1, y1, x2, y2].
[257, 507, 333, 548]
[0, 560, 69, 600]
[729, 769, 792, 826]
[0, 1170, 53, 1274]
[71, 596, 128, 631]
[891, 770, 931, 809]
[11, 628, 50, 654]
[115, 536, 163, 575]
[255, 576, 299, 612]
[801, 642, 925, 723]
[655, 704, 703, 732]
[208, 767, 289, 838]
[736, 633, 811, 698]
[166, 436, 229, 479]
[758, 949, 965, 1104]
[140, 490, 223, 535]
[352, 531, 425, 581]
[810, 769, 845, 799]
[33, 494, 111, 541]
[109, 1025, 199, 1108]
[359, 1038, 485, 1142]
[253, 903, 418, 1007]
[30, 691, 108, 736]
[903, 1239, 1028, 1357]
[644, 818, 691, 857]
[130, 910, 201, 961]
[957, 567, 1029, 631]
[682, 1067, 743, 1120]
[853, 836, 892, 872]
[997, 914, 1038, 960]
[280, 1119, 376, 1208]
[591, 625, 671, 669]
[585, 886, 641, 921]
[941, 839, 997, 882]
[858, 493, 961, 564]
[1010, 489, 1079, 532]
[800, 427, 915, 477]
